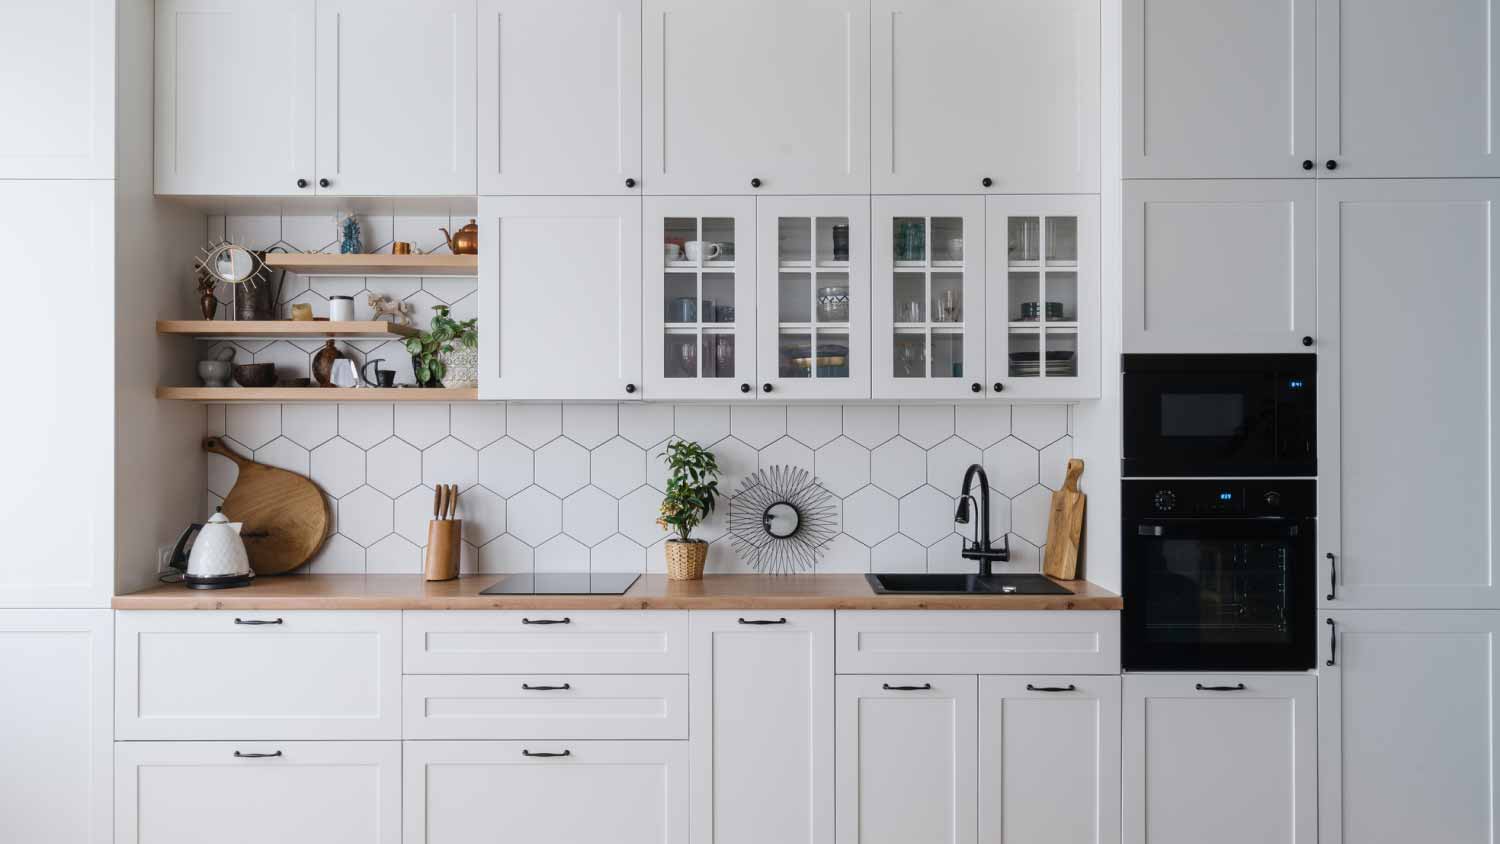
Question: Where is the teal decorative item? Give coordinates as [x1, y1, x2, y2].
[339, 215, 362, 254]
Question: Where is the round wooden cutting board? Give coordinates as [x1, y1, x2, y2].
[204, 437, 331, 575]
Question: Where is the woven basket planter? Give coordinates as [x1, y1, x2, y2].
[665, 539, 708, 581]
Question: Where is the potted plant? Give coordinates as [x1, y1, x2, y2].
[404, 305, 478, 387]
[656, 439, 721, 580]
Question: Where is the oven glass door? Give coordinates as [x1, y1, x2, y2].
[1123, 517, 1314, 670]
[1122, 370, 1279, 476]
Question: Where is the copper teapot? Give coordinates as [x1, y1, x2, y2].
[439, 219, 478, 255]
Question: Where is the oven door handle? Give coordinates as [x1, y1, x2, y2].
[1133, 519, 1304, 540]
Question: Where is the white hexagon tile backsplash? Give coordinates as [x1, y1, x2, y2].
[203, 403, 1076, 575]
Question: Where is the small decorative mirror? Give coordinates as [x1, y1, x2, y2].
[196, 242, 265, 286]
[763, 502, 801, 538]
[728, 466, 838, 574]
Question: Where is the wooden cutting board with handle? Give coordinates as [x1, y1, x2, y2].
[204, 437, 330, 575]
[1043, 458, 1086, 580]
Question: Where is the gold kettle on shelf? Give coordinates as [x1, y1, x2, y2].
[439, 219, 479, 255]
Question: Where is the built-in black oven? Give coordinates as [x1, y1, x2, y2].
[1122, 479, 1315, 671]
[1122, 354, 1315, 477]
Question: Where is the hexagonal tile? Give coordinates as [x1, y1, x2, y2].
[535, 438, 589, 496]
[675, 405, 729, 445]
[692, 500, 728, 543]
[645, 438, 673, 492]
[693, 437, 747, 496]
[458, 540, 480, 574]
[843, 487, 898, 546]
[705, 537, 753, 575]
[730, 405, 786, 448]
[281, 404, 337, 448]
[1039, 436, 1075, 490]
[815, 437, 870, 497]
[394, 486, 435, 544]
[226, 404, 281, 450]
[1010, 485, 1054, 546]
[591, 437, 645, 497]
[422, 276, 477, 305]
[310, 438, 365, 498]
[787, 405, 843, 449]
[338, 403, 393, 449]
[900, 485, 955, 546]
[536, 535, 589, 572]
[562, 404, 617, 448]
[591, 534, 645, 572]
[871, 533, 925, 573]
[619, 487, 665, 546]
[251, 340, 311, 379]
[366, 534, 419, 574]
[619, 404, 674, 448]
[338, 486, 393, 547]
[983, 437, 1038, 497]
[507, 403, 561, 448]
[255, 437, 309, 475]
[1012, 405, 1068, 448]
[955, 405, 1011, 448]
[898, 405, 954, 448]
[306, 534, 365, 573]
[422, 437, 478, 490]
[478, 535, 533, 573]
[450, 403, 506, 449]
[926, 437, 982, 498]
[207, 452, 237, 498]
[507, 487, 562, 546]
[758, 437, 814, 475]
[478, 437, 533, 497]
[1005, 535, 1041, 572]
[564, 486, 617, 546]
[926, 533, 969, 572]
[366, 438, 421, 497]
[817, 534, 870, 573]
[871, 437, 925, 497]
[980, 492, 1012, 545]
[843, 405, 897, 448]
[459, 486, 507, 545]
[394, 404, 450, 448]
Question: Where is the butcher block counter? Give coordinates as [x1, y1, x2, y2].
[113, 573, 1121, 611]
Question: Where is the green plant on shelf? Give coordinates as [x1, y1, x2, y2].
[403, 305, 477, 386]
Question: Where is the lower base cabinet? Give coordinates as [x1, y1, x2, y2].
[114, 741, 401, 844]
[404, 741, 688, 844]
[1123, 673, 1316, 844]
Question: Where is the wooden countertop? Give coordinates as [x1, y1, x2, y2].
[112, 574, 1122, 611]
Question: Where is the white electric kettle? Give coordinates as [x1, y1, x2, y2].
[169, 508, 255, 589]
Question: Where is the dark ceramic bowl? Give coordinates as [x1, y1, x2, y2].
[232, 363, 277, 388]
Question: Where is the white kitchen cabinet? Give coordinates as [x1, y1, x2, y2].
[478, 0, 641, 195]
[836, 675, 978, 844]
[872, 195, 987, 399]
[757, 196, 872, 399]
[1123, 0, 1315, 178]
[873, 0, 1099, 194]
[404, 610, 689, 674]
[314, 0, 476, 195]
[405, 741, 689, 844]
[645, 196, 758, 399]
[0, 0, 114, 178]
[478, 196, 643, 400]
[0, 180, 113, 607]
[1123, 179, 1316, 354]
[115, 741, 401, 844]
[642, 0, 869, 195]
[0, 611, 111, 844]
[1317, 180, 1500, 609]
[985, 195, 1100, 399]
[1123, 673, 1316, 844]
[691, 611, 834, 844]
[1319, 611, 1499, 844]
[1317, 0, 1500, 177]
[403, 674, 689, 740]
[154, 0, 315, 195]
[836, 611, 1121, 676]
[979, 676, 1121, 844]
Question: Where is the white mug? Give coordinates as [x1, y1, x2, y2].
[685, 240, 721, 263]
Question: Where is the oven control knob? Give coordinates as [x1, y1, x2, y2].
[1153, 490, 1177, 512]
[1263, 491, 1282, 508]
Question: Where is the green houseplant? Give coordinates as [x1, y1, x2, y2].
[656, 439, 721, 580]
[404, 305, 478, 387]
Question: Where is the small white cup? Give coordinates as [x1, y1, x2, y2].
[328, 295, 355, 322]
[685, 240, 721, 263]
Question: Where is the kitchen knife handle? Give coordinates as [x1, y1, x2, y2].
[433, 486, 442, 519]
[234, 618, 283, 625]
[233, 750, 283, 758]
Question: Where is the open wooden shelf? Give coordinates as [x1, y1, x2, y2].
[157, 387, 478, 402]
[157, 320, 419, 340]
[263, 252, 478, 276]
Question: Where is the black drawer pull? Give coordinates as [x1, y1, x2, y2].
[1026, 684, 1076, 693]
[1194, 683, 1246, 692]
[233, 750, 283, 759]
[522, 749, 572, 758]
[521, 617, 571, 625]
[1326, 552, 1337, 600]
[1326, 618, 1337, 667]
[882, 683, 932, 691]
[522, 683, 571, 691]
[234, 618, 283, 625]
[738, 617, 787, 625]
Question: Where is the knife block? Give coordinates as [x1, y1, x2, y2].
[424, 520, 462, 581]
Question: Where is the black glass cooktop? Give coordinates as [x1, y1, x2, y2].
[479, 573, 641, 595]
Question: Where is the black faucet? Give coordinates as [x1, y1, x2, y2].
[955, 463, 1009, 576]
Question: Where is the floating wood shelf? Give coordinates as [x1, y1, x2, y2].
[262, 252, 478, 276]
[157, 320, 419, 340]
[156, 387, 478, 402]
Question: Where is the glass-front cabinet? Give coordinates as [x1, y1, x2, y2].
[645, 197, 757, 399]
[756, 197, 871, 399]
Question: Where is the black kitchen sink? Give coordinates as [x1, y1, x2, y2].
[865, 573, 1073, 595]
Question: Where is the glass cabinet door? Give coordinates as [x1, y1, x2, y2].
[872, 195, 987, 399]
[756, 197, 871, 399]
[645, 197, 757, 400]
[985, 195, 1099, 399]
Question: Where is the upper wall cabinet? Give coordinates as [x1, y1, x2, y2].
[478, 0, 641, 195]
[643, 0, 870, 195]
[1123, 0, 1314, 179]
[0, 0, 114, 179]
[156, 0, 316, 196]
[873, 0, 1100, 194]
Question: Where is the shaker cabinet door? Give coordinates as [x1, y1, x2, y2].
[0, 0, 114, 178]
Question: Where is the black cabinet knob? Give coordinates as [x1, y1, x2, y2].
[318, 178, 331, 188]
[750, 177, 762, 188]
[625, 383, 637, 394]
[970, 382, 982, 393]
[1301, 336, 1314, 347]
[739, 383, 751, 394]
[761, 383, 772, 393]
[1325, 160, 1338, 171]
[625, 178, 636, 188]
[992, 382, 1004, 393]
[1301, 160, 1314, 171]
[296, 178, 309, 189]
[981, 177, 994, 187]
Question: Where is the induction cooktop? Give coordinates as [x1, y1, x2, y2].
[479, 573, 641, 595]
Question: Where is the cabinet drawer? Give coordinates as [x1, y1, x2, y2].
[115, 741, 401, 844]
[115, 611, 402, 740]
[404, 675, 688, 740]
[404, 611, 688, 674]
[836, 611, 1120, 675]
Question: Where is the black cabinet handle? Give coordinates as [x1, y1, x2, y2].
[233, 750, 283, 758]
[318, 177, 331, 188]
[625, 178, 636, 188]
[1026, 684, 1076, 692]
[1326, 552, 1337, 600]
[762, 383, 772, 393]
[981, 177, 994, 187]
[1194, 683, 1246, 692]
[296, 178, 309, 188]
[738, 617, 787, 625]
[740, 383, 751, 393]
[882, 683, 932, 691]
[521, 617, 571, 625]
[234, 618, 283, 625]
[522, 683, 571, 691]
[750, 177, 762, 188]
[1325, 160, 1338, 171]
[522, 749, 572, 758]
[970, 382, 982, 393]
[993, 383, 1005, 393]
[1302, 336, 1314, 347]
[1301, 160, 1314, 171]
[1326, 618, 1337, 666]
[625, 383, 637, 394]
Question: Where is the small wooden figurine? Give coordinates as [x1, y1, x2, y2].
[368, 293, 413, 326]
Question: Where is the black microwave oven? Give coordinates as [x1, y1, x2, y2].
[1122, 354, 1316, 478]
